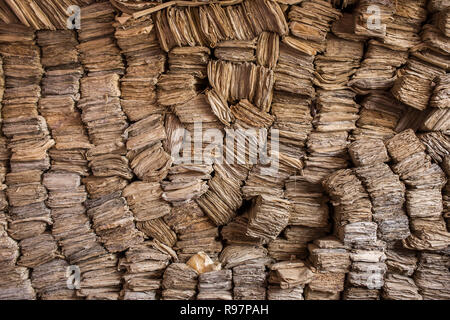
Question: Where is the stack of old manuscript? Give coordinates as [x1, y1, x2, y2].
[78, 2, 124, 75]
[246, 194, 291, 242]
[430, 74, 450, 110]
[164, 202, 222, 262]
[37, 30, 113, 296]
[392, 2, 448, 112]
[0, 27, 65, 297]
[419, 73, 450, 132]
[197, 269, 233, 300]
[382, 0, 427, 51]
[349, 139, 410, 242]
[414, 252, 450, 299]
[274, 42, 315, 97]
[207, 60, 274, 112]
[267, 260, 313, 300]
[31, 259, 77, 300]
[162, 263, 198, 300]
[345, 240, 387, 300]
[304, 90, 359, 183]
[350, 41, 409, 93]
[77, 2, 145, 256]
[154, 0, 287, 52]
[353, 0, 394, 39]
[385, 129, 450, 251]
[197, 162, 249, 226]
[119, 241, 174, 300]
[0, 43, 34, 301]
[322, 169, 377, 246]
[392, 56, 446, 111]
[313, 35, 364, 90]
[272, 92, 312, 162]
[285, 0, 341, 56]
[352, 92, 406, 141]
[214, 39, 256, 63]
[169, 46, 210, 78]
[305, 236, 350, 300]
[114, 14, 165, 121]
[0, 226, 35, 300]
[419, 132, 450, 164]
[219, 244, 268, 300]
[382, 247, 422, 300]
[232, 262, 267, 300]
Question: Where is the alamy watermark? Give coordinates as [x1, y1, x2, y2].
[67, 5, 81, 30]
[66, 265, 81, 290]
[171, 121, 280, 173]
[365, 2, 388, 35]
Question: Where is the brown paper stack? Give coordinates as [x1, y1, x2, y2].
[119, 241, 174, 300]
[350, 139, 410, 242]
[305, 236, 350, 299]
[386, 129, 450, 251]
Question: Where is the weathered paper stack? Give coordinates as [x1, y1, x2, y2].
[162, 263, 198, 300]
[197, 162, 249, 226]
[391, 1, 448, 112]
[232, 262, 267, 300]
[197, 269, 233, 300]
[353, 0, 394, 39]
[164, 202, 222, 262]
[0, 26, 66, 299]
[322, 169, 376, 246]
[37, 29, 119, 299]
[246, 194, 291, 241]
[78, 2, 144, 256]
[119, 241, 174, 300]
[267, 260, 314, 300]
[352, 92, 405, 141]
[414, 252, 450, 299]
[284, 0, 341, 56]
[313, 34, 364, 90]
[385, 129, 450, 251]
[382, 247, 422, 300]
[114, 14, 165, 122]
[0, 224, 35, 299]
[305, 236, 350, 300]
[345, 240, 387, 299]
[0, 54, 34, 300]
[349, 139, 410, 242]
[350, 41, 408, 94]
[382, 0, 427, 51]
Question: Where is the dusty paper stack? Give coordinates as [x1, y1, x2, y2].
[119, 241, 174, 300]
[414, 251, 450, 300]
[162, 262, 198, 300]
[77, 2, 144, 258]
[0, 53, 35, 300]
[391, 1, 448, 112]
[349, 139, 410, 242]
[267, 260, 314, 300]
[352, 92, 406, 141]
[220, 245, 270, 300]
[305, 236, 351, 300]
[0, 26, 65, 299]
[382, 246, 422, 300]
[385, 129, 450, 251]
[164, 202, 222, 262]
[37, 28, 119, 299]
